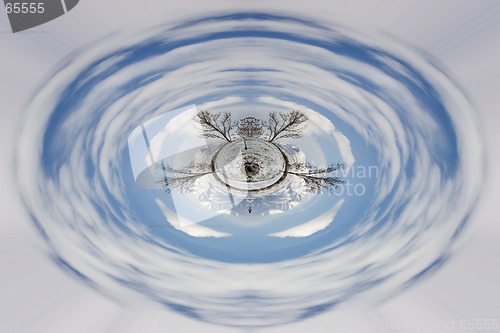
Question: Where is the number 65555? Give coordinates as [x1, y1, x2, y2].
[5, 2, 45, 14]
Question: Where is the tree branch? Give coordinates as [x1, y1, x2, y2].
[267, 110, 308, 142]
[287, 162, 345, 194]
[196, 110, 234, 142]
[156, 162, 214, 193]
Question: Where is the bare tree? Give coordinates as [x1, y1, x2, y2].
[266, 110, 308, 142]
[236, 117, 264, 138]
[196, 110, 234, 142]
[161, 109, 346, 197]
[287, 162, 344, 194]
[196, 110, 308, 143]
[156, 162, 214, 193]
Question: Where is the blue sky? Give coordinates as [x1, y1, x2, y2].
[1, 1, 498, 330]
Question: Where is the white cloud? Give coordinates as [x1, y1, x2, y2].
[8, 6, 490, 329]
[155, 199, 231, 238]
[269, 199, 344, 238]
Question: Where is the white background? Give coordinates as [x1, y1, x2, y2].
[1, 1, 499, 332]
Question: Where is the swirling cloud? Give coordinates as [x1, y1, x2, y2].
[15, 13, 484, 327]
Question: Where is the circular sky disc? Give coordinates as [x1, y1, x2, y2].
[15, 13, 485, 327]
